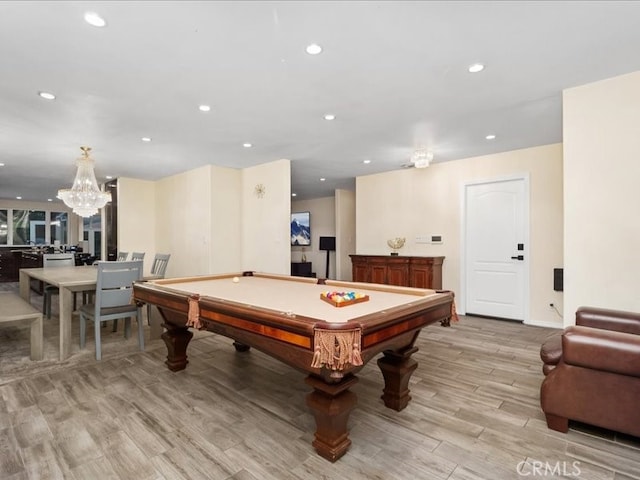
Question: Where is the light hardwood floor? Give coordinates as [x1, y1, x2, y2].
[1, 283, 639, 480]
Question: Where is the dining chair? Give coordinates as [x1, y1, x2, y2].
[42, 253, 76, 319]
[117, 251, 129, 261]
[131, 252, 145, 262]
[79, 260, 144, 360]
[145, 253, 171, 280]
[143, 253, 171, 332]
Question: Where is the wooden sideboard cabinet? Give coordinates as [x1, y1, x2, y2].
[350, 255, 444, 289]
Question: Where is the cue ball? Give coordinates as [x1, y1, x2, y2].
[232, 276, 239, 283]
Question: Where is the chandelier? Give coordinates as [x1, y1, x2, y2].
[411, 148, 434, 169]
[57, 146, 112, 217]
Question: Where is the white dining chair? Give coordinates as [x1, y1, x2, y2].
[131, 252, 145, 262]
[145, 253, 171, 280]
[42, 253, 75, 319]
[79, 260, 144, 360]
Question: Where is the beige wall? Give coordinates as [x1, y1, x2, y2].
[563, 71, 640, 324]
[117, 177, 156, 276]
[155, 165, 213, 278]
[241, 159, 291, 275]
[335, 189, 356, 281]
[210, 167, 242, 273]
[356, 143, 564, 327]
[291, 196, 336, 279]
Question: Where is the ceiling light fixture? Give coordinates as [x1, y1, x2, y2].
[324, 114, 336, 121]
[57, 146, 112, 217]
[16, 196, 22, 200]
[468, 63, 485, 73]
[485, 134, 496, 140]
[363, 159, 371, 164]
[199, 105, 211, 112]
[292, 193, 297, 197]
[306, 43, 322, 55]
[243, 143, 252, 148]
[38, 91, 55, 100]
[411, 149, 434, 169]
[84, 12, 106, 27]
[320, 178, 326, 182]
[141, 137, 152, 142]
[47, 198, 52, 202]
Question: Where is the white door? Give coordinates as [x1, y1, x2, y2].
[464, 177, 528, 321]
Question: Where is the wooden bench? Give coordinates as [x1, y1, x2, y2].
[0, 292, 44, 360]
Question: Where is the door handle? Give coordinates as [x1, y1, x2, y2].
[511, 255, 524, 261]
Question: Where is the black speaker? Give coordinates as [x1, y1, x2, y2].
[553, 268, 563, 292]
[319, 236, 336, 251]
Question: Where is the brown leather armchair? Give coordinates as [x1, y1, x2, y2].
[540, 306, 640, 437]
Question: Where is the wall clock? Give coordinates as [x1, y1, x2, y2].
[254, 183, 266, 198]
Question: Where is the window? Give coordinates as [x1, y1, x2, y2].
[50, 211, 69, 245]
[0, 208, 71, 246]
[0, 210, 7, 245]
[13, 210, 46, 245]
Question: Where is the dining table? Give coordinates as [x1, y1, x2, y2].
[19, 265, 163, 361]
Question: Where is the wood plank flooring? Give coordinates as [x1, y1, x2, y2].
[1, 282, 639, 479]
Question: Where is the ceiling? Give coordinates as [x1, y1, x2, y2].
[2, 1, 640, 204]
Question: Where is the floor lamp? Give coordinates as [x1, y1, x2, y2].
[319, 236, 336, 279]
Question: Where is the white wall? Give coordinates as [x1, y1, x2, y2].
[356, 143, 564, 327]
[291, 196, 336, 279]
[563, 71, 640, 324]
[155, 165, 213, 278]
[241, 159, 291, 274]
[118, 177, 156, 276]
[210, 166, 242, 273]
[335, 189, 356, 281]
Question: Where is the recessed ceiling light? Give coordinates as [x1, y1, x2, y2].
[47, 198, 52, 202]
[0, 163, 4, 167]
[485, 134, 496, 140]
[16, 196, 22, 200]
[106, 175, 113, 180]
[141, 137, 152, 142]
[306, 43, 322, 55]
[291, 193, 297, 197]
[38, 91, 55, 100]
[323, 114, 336, 121]
[363, 159, 371, 164]
[199, 105, 211, 112]
[468, 63, 485, 73]
[243, 143, 252, 148]
[320, 178, 326, 182]
[84, 12, 106, 27]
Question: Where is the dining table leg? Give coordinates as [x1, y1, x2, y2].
[19, 270, 31, 303]
[59, 287, 73, 360]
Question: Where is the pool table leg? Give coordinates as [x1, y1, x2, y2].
[233, 341, 251, 352]
[305, 374, 358, 462]
[377, 347, 419, 411]
[161, 324, 193, 371]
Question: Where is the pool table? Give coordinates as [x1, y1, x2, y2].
[132, 271, 455, 461]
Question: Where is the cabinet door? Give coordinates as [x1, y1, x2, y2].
[409, 257, 443, 289]
[410, 266, 432, 289]
[370, 265, 387, 284]
[352, 263, 369, 283]
[387, 263, 409, 286]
